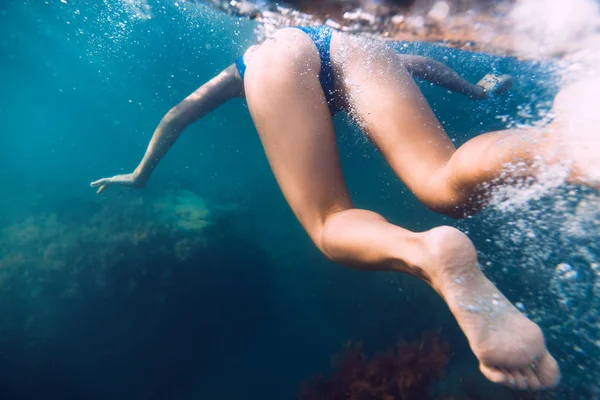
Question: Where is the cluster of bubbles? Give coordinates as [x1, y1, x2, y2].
[171, 0, 251, 53]
[75, 0, 153, 59]
[54, 0, 251, 80]
[441, 1, 600, 393]
[460, 157, 600, 393]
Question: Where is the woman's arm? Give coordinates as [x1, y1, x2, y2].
[91, 64, 243, 194]
[398, 54, 489, 99]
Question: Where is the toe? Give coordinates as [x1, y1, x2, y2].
[511, 370, 529, 390]
[480, 364, 510, 386]
[522, 367, 543, 391]
[505, 370, 518, 389]
[536, 353, 561, 388]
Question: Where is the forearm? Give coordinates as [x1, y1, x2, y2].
[399, 54, 486, 99]
[134, 117, 183, 181]
[134, 64, 243, 181]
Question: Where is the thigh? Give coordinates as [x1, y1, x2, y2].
[335, 36, 457, 204]
[243, 29, 352, 241]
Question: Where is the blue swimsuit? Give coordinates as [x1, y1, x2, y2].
[235, 26, 340, 115]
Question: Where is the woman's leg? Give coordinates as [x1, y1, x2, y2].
[339, 39, 597, 218]
[243, 28, 427, 272]
[435, 79, 600, 206]
[335, 35, 560, 389]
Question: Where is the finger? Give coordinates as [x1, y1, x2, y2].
[97, 184, 108, 194]
[91, 178, 109, 187]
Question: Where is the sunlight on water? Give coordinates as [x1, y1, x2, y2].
[121, 0, 153, 20]
[99, 0, 150, 54]
[40, 0, 156, 80]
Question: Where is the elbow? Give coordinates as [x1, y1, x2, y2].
[221, 64, 244, 95]
[162, 107, 189, 130]
[164, 107, 181, 122]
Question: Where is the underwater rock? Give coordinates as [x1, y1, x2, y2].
[151, 189, 210, 231]
[171, 189, 211, 231]
[0, 189, 233, 283]
[0, 186, 274, 399]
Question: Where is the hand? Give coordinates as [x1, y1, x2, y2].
[90, 171, 146, 194]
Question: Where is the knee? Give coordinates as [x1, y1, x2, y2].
[422, 200, 472, 220]
[304, 214, 341, 262]
[313, 208, 387, 264]
[296, 210, 349, 263]
[315, 214, 343, 262]
[416, 167, 480, 219]
[421, 194, 477, 219]
[421, 195, 482, 220]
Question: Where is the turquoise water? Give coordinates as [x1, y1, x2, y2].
[1, 0, 597, 399]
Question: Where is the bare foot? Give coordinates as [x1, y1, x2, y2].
[420, 226, 561, 390]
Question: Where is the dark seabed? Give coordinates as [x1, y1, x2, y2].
[1, 0, 598, 399]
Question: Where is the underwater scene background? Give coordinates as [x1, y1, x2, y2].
[0, 0, 598, 399]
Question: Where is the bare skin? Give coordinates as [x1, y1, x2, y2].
[89, 45, 500, 193]
[399, 54, 506, 99]
[90, 28, 597, 390]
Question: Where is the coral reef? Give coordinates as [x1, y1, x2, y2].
[299, 332, 450, 400]
[298, 333, 572, 400]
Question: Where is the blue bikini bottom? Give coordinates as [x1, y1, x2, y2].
[235, 26, 340, 115]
